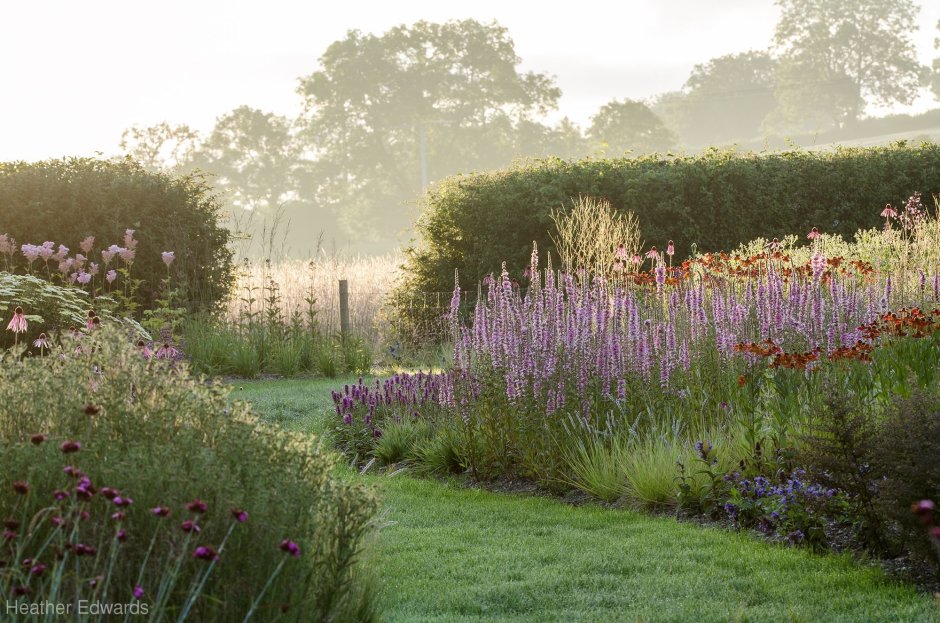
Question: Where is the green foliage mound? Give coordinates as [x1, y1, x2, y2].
[402, 142, 940, 294]
[0, 329, 377, 621]
[0, 157, 234, 311]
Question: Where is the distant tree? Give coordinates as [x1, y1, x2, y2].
[933, 19, 940, 100]
[680, 51, 778, 146]
[190, 106, 299, 215]
[119, 122, 201, 171]
[295, 19, 562, 243]
[771, 0, 924, 130]
[587, 99, 677, 155]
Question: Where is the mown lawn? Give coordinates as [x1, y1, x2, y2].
[231, 378, 940, 623]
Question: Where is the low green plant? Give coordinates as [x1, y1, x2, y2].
[0, 328, 377, 621]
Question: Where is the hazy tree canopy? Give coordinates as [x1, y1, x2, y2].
[772, 0, 923, 130]
[933, 19, 940, 100]
[588, 99, 677, 155]
[190, 106, 298, 215]
[680, 51, 778, 146]
[119, 122, 201, 172]
[295, 19, 563, 242]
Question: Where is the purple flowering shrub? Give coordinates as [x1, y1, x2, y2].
[0, 328, 377, 621]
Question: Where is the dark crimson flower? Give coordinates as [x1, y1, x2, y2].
[112, 511, 126, 522]
[83, 403, 101, 415]
[12, 481, 29, 495]
[74, 543, 96, 556]
[116, 529, 127, 542]
[63, 465, 83, 478]
[912, 499, 935, 515]
[53, 490, 69, 501]
[20, 558, 32, 567]
[50, 516, 65, 528]
[100, 487, 120, 500]
[230, 508, 248, 523]
[930, 527, 940, 539]
[29, 563, 46, 576]
[133, 585, 144, 600]
[151, 506, 171, 517]
[3, 529, 16, 541]
[30, 433, 47, 445]
[180, 520, 200, 534]
[13, 586, 29, 596]
[3, 519, 19, 531]
[78, 511, 90, 521]
[192, 545, 219, 561]
[279, 539, 301, 558]
[60, 440, 81, 454]
[185, 499, 208, 514]
[112, 496, 133, 507]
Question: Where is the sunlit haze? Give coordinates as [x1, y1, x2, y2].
[3, 0, 938, 162]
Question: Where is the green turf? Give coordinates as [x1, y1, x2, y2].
[231, 378, 940, 623]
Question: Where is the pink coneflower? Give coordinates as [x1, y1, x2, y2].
[880, 204, 897, 219]
[806, 227, 820, 240]
[161, 251, 175, 267]
[59, 440, 81, 454]
[644, 246, 658, 259]
[230, 508, 249, 523]
[86, 310, 97, 331]
[279, 539, 301, 557]
[666, 240, 675, 257]
[631, 254, 642, 265]
[105, 269, 117, 284]
[614, 244, 629, 260]
[137, 339, 153, 360]
[155, 342, 179, 359]
[32, 333, 50, 349]
[193, 545, 219, 561]
[186, 499, 208, 514]
[7, 306, 27, 334]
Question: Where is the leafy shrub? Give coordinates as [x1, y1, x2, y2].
[0, 272, 148, 348]
[0, 328, 376, 621]
[400, 143, 940, 297]
[0, 157, 234, 312]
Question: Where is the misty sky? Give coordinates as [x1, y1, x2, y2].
[2, 0, 939, 162]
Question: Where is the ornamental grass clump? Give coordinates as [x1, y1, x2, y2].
[0, 327, 377, 622]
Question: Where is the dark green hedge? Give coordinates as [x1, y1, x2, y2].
[401, 142, 940, 293]
[0, 157, 233, 312]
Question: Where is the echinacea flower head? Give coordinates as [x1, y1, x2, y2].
[186, 499, 208, 514]
[161, 251, 175, 267]
[807, 227, 820, 240]
[193, 545, 219, 561]
[880, 204, 897, 219]
[230, 508, 249, 523]
[644, 246, 658, 259]
[279, 539, 301, 558]
[614, 244, 629, 260]
[6, 307, 27, 334]
[666, 240, 675, 257]
[912, 499, 935, 515]
[155, 342, 179, 359]
[32, 333, 50, 349]
[59, 440, 81, 454]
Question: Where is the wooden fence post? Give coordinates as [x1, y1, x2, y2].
[339, 279, 350, 338]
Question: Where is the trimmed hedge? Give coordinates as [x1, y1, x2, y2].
[401, 142, 940, 294]
[0, 157, 233, 311]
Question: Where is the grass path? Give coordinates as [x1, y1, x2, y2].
[231, 378, 940, 623]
